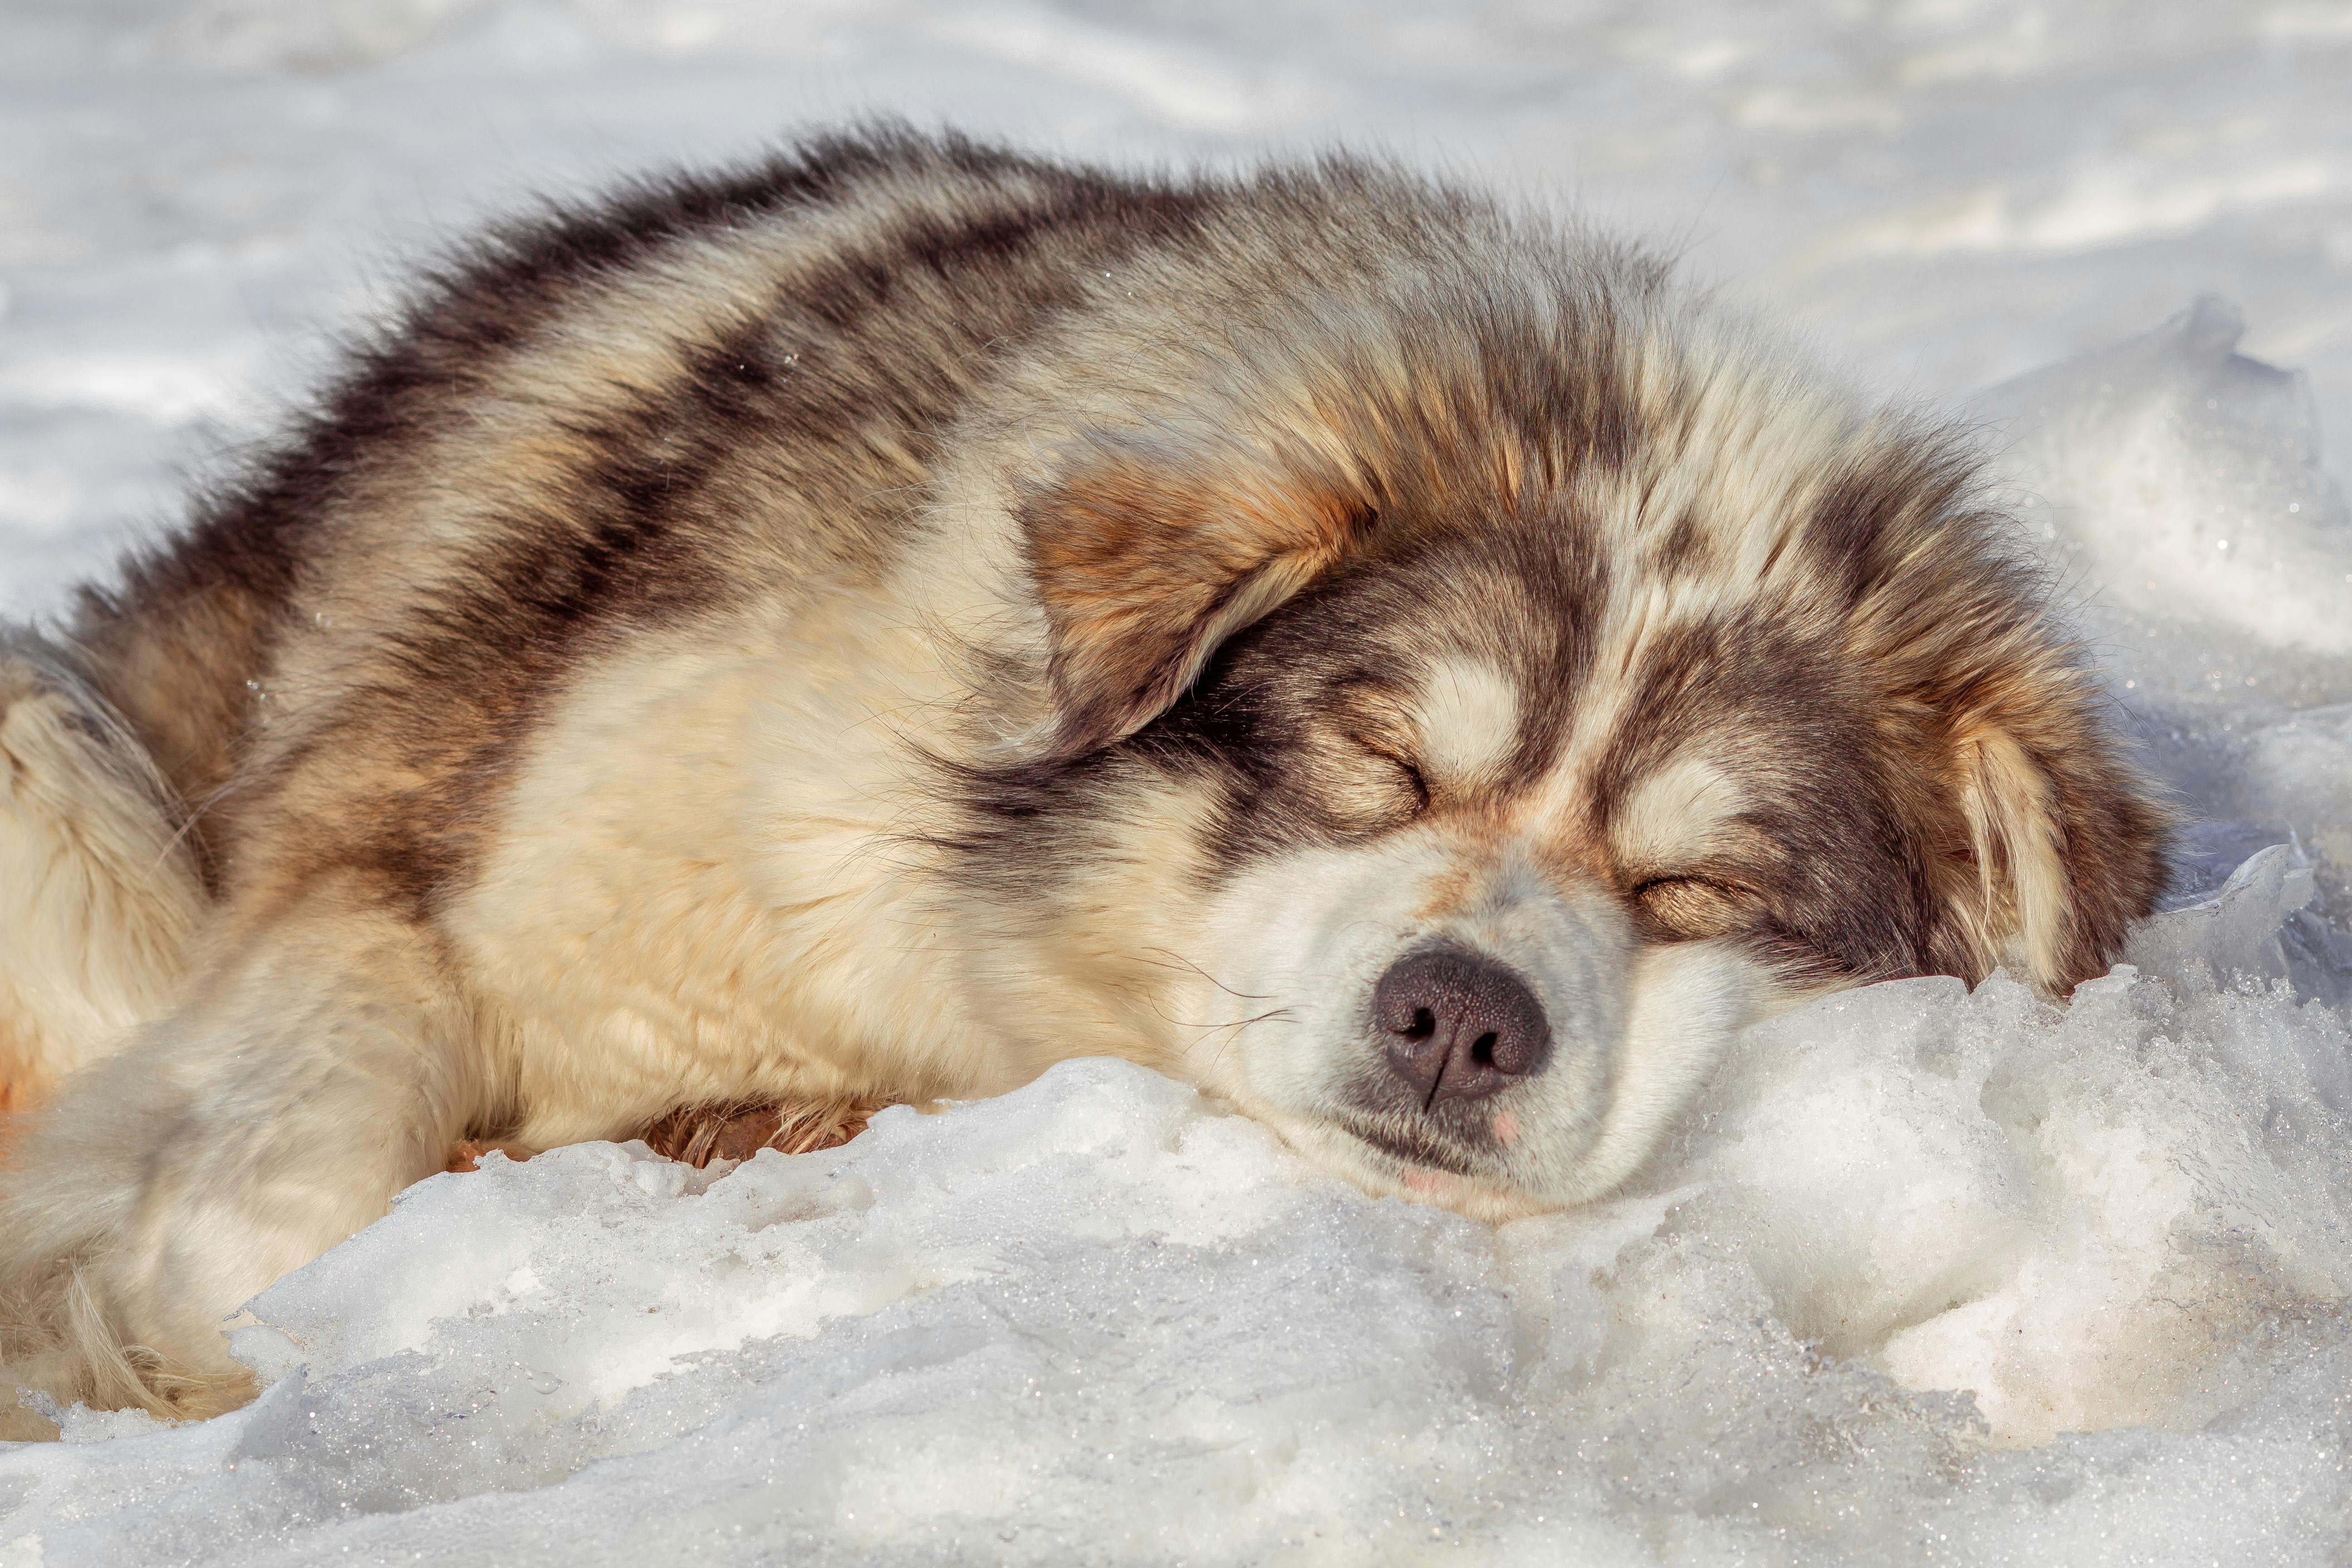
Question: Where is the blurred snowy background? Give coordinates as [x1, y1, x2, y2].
[6, 1, 2352, 1563]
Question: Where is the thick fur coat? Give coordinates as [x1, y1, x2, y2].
[0, 129, 2167, 1419]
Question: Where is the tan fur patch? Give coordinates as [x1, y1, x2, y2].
[1611, 753, 1746, 870]
[1412, 655, 1520, 791]
[1957, 722, 2073, 989]
[0, 659, 203, 1093]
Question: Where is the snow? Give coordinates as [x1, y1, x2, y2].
[5, 0, 2352, 1562]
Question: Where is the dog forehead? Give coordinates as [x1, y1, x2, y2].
[1508, 614, 1824, 868]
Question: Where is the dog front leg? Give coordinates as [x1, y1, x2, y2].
[0, 875, 479, 1417]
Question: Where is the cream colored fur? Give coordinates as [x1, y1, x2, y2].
[1411, 656, 1522, 790]
[0, 643, 202, 1105]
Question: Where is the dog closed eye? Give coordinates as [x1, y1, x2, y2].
[1356, 741, 1431, 814]
[1628, 873, 1759, 938]
[1308, 735, 1429, 829]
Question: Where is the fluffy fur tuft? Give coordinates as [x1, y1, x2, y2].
[0, 637, 203, 1111]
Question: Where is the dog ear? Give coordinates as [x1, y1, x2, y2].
[1018, 433, 1374, 757]
[1938, 681, 2170, 995]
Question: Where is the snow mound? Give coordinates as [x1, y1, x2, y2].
[5, 849, 2352, 1564]
[1976, 295, 2352, 721]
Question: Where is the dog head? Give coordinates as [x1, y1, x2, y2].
[994, 278, 2169, 1219]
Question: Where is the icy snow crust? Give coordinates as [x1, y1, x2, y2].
[7, 1, 2352, 1563]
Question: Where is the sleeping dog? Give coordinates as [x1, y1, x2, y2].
[0, 128, 2166, 1418]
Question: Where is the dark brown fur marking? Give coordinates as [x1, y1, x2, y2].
[70, 129, 1215, 914]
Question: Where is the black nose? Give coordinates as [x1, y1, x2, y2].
[1372, 946, 1552, 1107]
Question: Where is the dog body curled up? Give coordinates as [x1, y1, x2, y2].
[0, 129, 2167, 1418]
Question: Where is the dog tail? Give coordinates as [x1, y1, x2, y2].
[0, 632, 226, 1431]
[0, 630, 205, 1115]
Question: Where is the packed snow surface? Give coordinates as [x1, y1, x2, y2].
[5, 1, 2352, 1563]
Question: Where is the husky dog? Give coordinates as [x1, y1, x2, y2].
[0, 128, 2167, 1418]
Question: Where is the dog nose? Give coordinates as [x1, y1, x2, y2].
[1372, 947, 1552, 1107]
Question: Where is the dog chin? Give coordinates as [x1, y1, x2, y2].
[1252, 1108, 1564, 1223]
